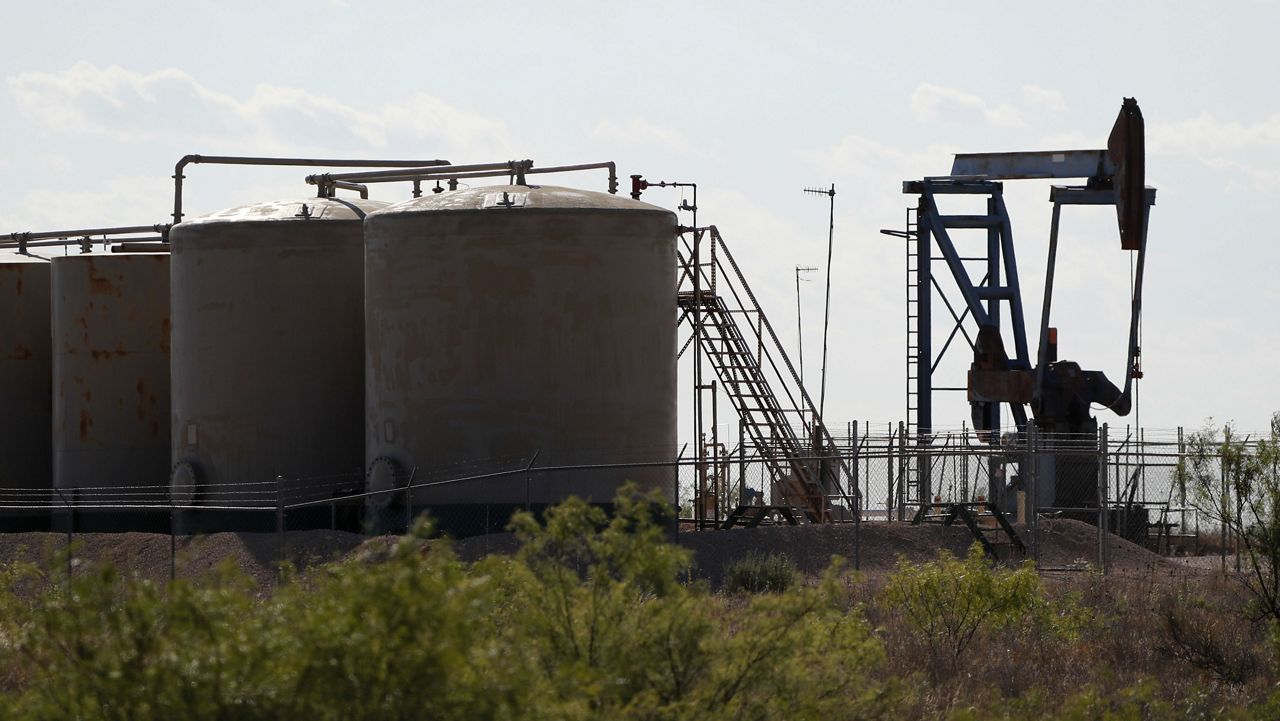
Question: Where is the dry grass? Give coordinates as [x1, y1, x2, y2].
[856, 565, 1274, 719]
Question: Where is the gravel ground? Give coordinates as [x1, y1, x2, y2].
[0, 518, 1201, 591]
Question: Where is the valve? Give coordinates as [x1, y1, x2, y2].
[630, 174, 649, 200]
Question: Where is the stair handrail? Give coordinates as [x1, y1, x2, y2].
[682, 225, 859, 509]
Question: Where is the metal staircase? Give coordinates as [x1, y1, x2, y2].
[677, 226, 856, 523]
[912, 500, 1026, 559]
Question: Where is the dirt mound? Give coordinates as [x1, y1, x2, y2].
[677, 518, 1180, 585]
[1031, 518, 1169, 573]
[0, 530, 366, 589]
[677, 522, 971, 585]
[0, 519, 1193, 592]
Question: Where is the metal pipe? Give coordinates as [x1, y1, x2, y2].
[312, 160, 619, 195]
[525, 162, 618, 194]
[319, 161, 523, 183]
[8, 224, 167, 242]
[3, 225, 170, 252]
[311, 168, 526, 186]
[325, 180, 369, 199]
[2, 237, 156, 251]
[172, 154, 450, 223]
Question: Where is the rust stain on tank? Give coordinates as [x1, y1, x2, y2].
[90, 345, 129, 361]
[87, 260, 124, 298]
[11, 344, 32, 360]
[79, 409, 93, 442]
[90, 277, 116, 296]
[136, 379, 147, 421]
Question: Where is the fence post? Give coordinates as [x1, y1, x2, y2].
[896, 421, 906, 521]
[1177, 426, 1186, 545]
[852, 420, 860, 514]
[169, 484, 176, 583]
[404, 475, 413, 534]
[275, 475, 285, 585]
[1027, 424, 1038, 565]
[525, 451, 541, 517]
[852, 421, 861, 571]
[1099, 423, 1109, 574]
[886, 423, 893, 522]
[739, 419, 746, 506]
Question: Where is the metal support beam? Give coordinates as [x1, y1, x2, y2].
[985, 195, 1002, 433]
[916, 199, 932, 441]
[951, 149, 1111, 180]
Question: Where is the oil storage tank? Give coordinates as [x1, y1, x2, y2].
[51, 252, 170, 528]
[364, 185, 677, 522]
[169, 198, 386, 516]
[0, 254, 52, 516]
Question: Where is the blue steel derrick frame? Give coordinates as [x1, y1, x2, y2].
[903, 179, 1032, 448]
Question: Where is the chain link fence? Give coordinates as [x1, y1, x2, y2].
[0, 426, 1239, 583]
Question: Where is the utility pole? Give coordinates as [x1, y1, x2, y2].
[804, 184, 837, 422]
[794, 265, 817, 386]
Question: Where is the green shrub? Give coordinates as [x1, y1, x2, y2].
[722, 550, 798, 594]
[881, 543, 1070, 671]
[0, 485, 898, 721]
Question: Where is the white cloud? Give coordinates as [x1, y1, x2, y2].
[0, 174, 172, 233]
[1147, 111, 1280, 189]
[1021, 84, 1067, 113]
[6, 62, 516, 159]
[592, 117, 691, 153]
[1147, 112, 1280, 155]
[910, 83, 1024, 128]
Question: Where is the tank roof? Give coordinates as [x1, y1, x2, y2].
[372, 184, 673, 216]
[177, 198, 388, 227]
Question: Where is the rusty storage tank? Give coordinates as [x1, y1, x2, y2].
[0, 254, 52, 517]
[51, 252, 170, 528]
[364, 185, 677, 526]
[169, 198, 386, 517]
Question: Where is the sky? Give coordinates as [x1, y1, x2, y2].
[1, 1, 1277, 444]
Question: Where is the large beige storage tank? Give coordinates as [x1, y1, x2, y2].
[51, 253, 170, 495]
[364, 185, 677, 513]
[169, 198, 386, 507]
[0, 254, 51, 495]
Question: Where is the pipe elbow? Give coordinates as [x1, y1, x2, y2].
[174, 154, 199, 176]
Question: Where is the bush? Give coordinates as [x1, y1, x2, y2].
[880, 543, 1070, 673]
[1157, 590, 1261, 685]
[0, 485, 899, 721]
[722, 551, 798, 594]
[1181, 413, 1280, 622]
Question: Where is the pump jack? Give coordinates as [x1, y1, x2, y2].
[889, 98, 1154, 510]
